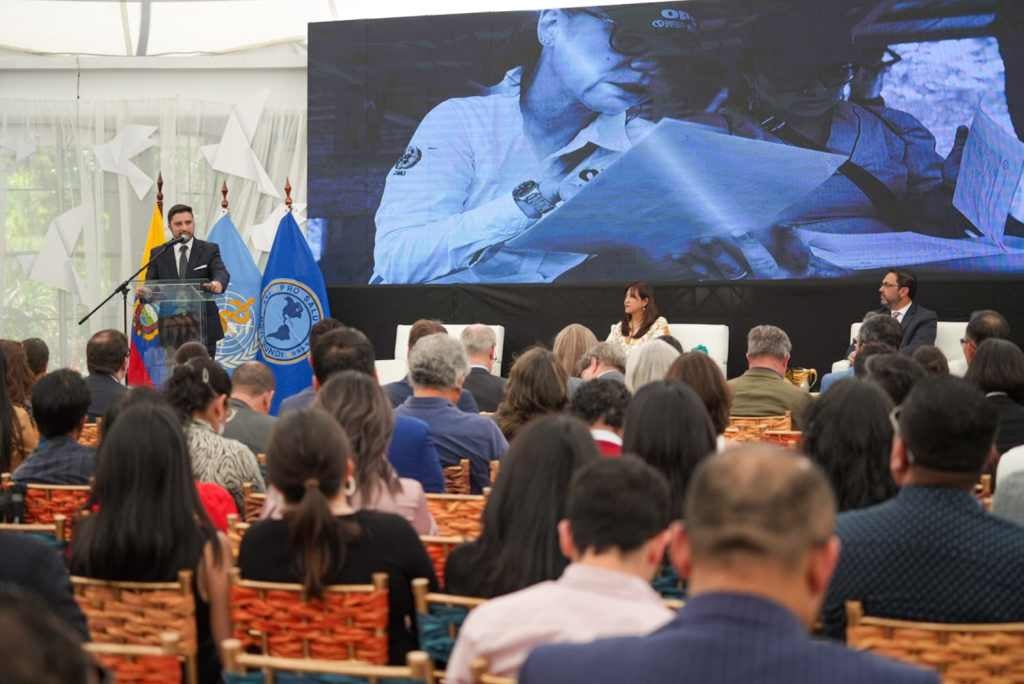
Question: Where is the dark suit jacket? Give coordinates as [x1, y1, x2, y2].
[85, 373, 126, 420]
[988, 393, 1024, 455]
[145, 237, 229, 347]
[461, 367, 506, 412]
[389, 415, 445, 493]
[520, 593, 937, 684]
[876, 303, 937, 354]
[223, 398, 276, 456]
[0, 532, 89, 639]
[384, 376, 479, 413]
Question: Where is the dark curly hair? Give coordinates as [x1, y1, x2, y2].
[570, 378, 631, 430]
[164, 357, 231, 422]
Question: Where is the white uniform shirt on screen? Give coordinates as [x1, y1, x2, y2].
[373, 67, 654, 284]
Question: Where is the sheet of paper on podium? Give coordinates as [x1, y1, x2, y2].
[953, 109, 1024, 244]
[504, 118, 847, 257]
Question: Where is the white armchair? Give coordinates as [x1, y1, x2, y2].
[666, 324, 730, 377]
[830, 320, 968, 376]
[393, 323, 505, 376]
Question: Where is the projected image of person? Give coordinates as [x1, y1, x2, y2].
[373, 8, 668, 285]
[691, 9, 972, 276]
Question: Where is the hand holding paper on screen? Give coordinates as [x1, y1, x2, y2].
[953, 109, 1024, 244]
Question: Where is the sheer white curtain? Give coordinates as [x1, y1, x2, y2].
[0, 97, 306, 369]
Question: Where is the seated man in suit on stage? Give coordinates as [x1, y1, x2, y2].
[520, 445, 937, 684]
[84, 329, 129, 420]
[728, 325, 811, 427]
[13, 370, 95, 485]
[571, 379, 631, 457]
[385, 319, 478, 412]
[395, 333, 507, 493]
[223, 361, 277, 456]
[961, 309, 1011, 366]
[446, 457, 675, 683]
[821, 376, 1024, 639]
[144, 203, 229, 358]
[278, 317, 344, 414]
[459, 324, 507, 413]
[567, 342, 626, 398]
[877, 269, 936, 354]
[821, 312, 903, 393]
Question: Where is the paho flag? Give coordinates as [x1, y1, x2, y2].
[208, 213, 261, 372]
[257, 211, 331, 415]
[126, 203, 168, 387]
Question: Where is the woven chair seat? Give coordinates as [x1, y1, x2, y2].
[412, 578, 486, 668]
[86, 632, 184, 684]
[725, 414, 793, 443]
[231, 571, 389, 664]
[761, 430, 802, 448]
[443, 459, 471, 495]
[420, 536, 464, 587]
[23, 484, 90, 523]
[846, 601, 1024, 683]
[242, 483, 266, 523]
[78, 422, 101, 448]
[425, 494, 485, 539]
[222, 639, 435, 683]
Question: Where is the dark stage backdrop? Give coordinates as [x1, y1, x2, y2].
[328, 274, 1024, 385]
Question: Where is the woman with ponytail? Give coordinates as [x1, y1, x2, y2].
[238, 409, 437, 663]
[164, 357, 264, 511]
[0, 350, 38, 472]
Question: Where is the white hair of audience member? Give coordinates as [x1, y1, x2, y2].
[993, 468, 1024, 527]
[460, 324, 497, 357]
[625, 339, 680, 392]
[746, 325, 792, 359]
[408, 332, 470, 390]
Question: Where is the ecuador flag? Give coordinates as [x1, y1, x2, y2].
[126, 204, 168, 386]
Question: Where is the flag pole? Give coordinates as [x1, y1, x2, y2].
[156, 172, 164, 213]
[284, 178, 293, 213]
[221, 181, 229, 212]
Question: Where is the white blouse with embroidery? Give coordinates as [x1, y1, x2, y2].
[606, 316, 671, 354]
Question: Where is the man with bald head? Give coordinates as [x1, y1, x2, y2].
[223, 361, 277, 455]
[520, 446, 937, 684]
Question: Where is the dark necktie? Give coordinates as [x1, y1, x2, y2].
[178, 244, 188, 279]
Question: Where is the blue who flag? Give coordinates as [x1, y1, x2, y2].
[257, 212, 331, 415]
[207, 213, 261, 373]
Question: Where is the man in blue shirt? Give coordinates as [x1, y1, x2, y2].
[13, 370, 95, 485]
[395, 333, 507, 493]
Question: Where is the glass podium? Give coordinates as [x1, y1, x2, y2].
[131, 279, 218, 386]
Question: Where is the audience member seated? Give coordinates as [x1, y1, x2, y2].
[279, 317, 344, 413]
[964, 339, 1024, 456]
[801, 379, 897, 512]
[238, 409, 437, 664]
[312, 327, 445, 494]
[101, 387, 238, 532]
[165, 358, 264, 512]
[0, 349, 38, 472]
[863, 352, 927, 405]
[21, 337, 48, 382]
[570, 379, 631, 457]
[520, 446, 936, 684]
[460, 324, 507, 413]
[71, 402, 232, 683]
[625, 338, 679, 392]
[553, 323, 599, 381]
[316, 370, 436, 534]
[84, 329, 129, 420]
[0, 532, 87, 639]
[0, 589, 96, 684]
[445, 415, 599, 598]
[494, 347, 568, 441]
[395, 333, 506, 493]
[385, 319, 478, 412]
[875, 269, 937, 354]
[445, 457, 675, 682]
[0, 339, 36, 411]
[172, 340, 211, 366]
[821, 376, 1024, 639]
[13, 370, 94, 485]
[993, 468, 1024, 526]
[666, 352, 732, 450]
[822, 313, 903, 393]
[622, 381, 716, 518]
[656, 334, 683, 354]
[566, 342, 626, 398]
[961, 309, 1011, 366]
[729, 325, 811, 425]
[222, 361, 277, 455]
[911, 344, 949, 376]
[851, 341, 897, 378]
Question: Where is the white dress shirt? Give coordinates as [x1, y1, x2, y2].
[445, 563, 673, 683]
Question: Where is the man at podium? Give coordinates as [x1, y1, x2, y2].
[145, 204, 230, 357]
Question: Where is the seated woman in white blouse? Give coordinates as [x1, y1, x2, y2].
[606, 281, 670, 355]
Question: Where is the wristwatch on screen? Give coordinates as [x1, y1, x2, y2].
[513, 180, 556, 220]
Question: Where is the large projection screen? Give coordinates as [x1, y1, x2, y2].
[309, 1, 1024, 286]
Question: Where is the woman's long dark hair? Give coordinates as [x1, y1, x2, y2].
[801, 378, 897, 512]
[622, 381, 717, 517]
[315, 371, 401, 503]
[71, 403, 221, 581]
[267, 409, 360, 599]
[494, 348, 568, 440]
[619, 282, 659, 339]
[964, 339, 1024, 403]
[462, 414, 599, 598]
[0, 340, 34, 409]
[0, 351, 25, 472]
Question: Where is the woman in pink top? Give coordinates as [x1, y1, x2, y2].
[315, 370, 437, 535]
